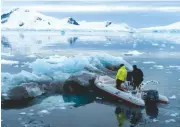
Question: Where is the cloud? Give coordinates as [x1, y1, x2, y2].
[8, 5, 179, 12]
[3, 0, 180, 1]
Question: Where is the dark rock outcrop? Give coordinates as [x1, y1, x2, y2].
[67, 17, 79, 25]
[63, 72, 96, 94]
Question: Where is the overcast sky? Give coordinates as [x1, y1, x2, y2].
[2, 0, 180, 12]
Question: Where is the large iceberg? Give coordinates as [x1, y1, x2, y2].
[1, 53, 132, 93]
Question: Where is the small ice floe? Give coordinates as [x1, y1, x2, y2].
[1, 59, 19, 65]
[1, 53, 14, 57]
[132, 61, 138, 63]
[169, 95, 176, 99]
[161, 44, 166, 47]
[143, 61, 156, 64]
[170, 46, 174, 49]
[96, 97, 102, 100]
[38, 110, 50, 115]
[14, 65, 19, 68]
[124, 50, 143, 56]
[170, 53, 175, 56]
[60, 107, 66, 110]
[18, 118, 22, 121]
[27, 55, 36, 58]
[21, 65, 26, 67]
[165, 119, 176, 123]
[170, 113, 179, 117]
[166, 71, 172, 74]
[19, 112, 26, 115]
[152, 43, 159, 46]
[154, 65, 164, 69]
[153, 119, 159, 122]
[169, 65, 180, 70]
[27, 113, 34, 116]
[29, 109, 34, 112]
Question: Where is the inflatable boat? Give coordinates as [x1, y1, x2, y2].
[95, 76, 168, 107]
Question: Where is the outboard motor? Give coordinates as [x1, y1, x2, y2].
[144, 90, 159, 118]
[143, 90, 159, 103]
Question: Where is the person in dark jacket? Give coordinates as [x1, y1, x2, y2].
[132, 65, 143, 90]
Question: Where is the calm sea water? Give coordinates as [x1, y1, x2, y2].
[1, 31, 180, 127]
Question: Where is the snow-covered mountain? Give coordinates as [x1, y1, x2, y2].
[1, 8, 80, 30]
[140, 22, 180, 33]
[1, 8, 135, 32]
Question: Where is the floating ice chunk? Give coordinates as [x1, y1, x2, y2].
[19, 112, 26, 115]
[170, 113, 179, 117]
[143, 61, 156, 64]
[60, 107, 66, 110]
[170, 46, 174, 49]
[38, 110, 50, 115]
[1, 59, 19, 65]
[152, 44, 159, 46]
[132, 61, 138, 63]
[1, 53, 14, 56]
[169, 65, 180, 70]
[14, 65, 19, 67]
[154, 65, 164, 69]
[124, 50, 143, 56]
[165, 119, 176, 123]
[27, 55, 36, 58]
[30, 109, 34, 112]
[96, 97, 102, 100]
[161, 44, 166, 47]
[27, 113, 34, 116]
[153, 119, 159, 122]
[169, 95, 176, 99]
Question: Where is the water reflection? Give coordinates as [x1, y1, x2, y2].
[1, 32, 180, 56]
[62, 92, 96, 107]
[68, 37, 78, 45]
[1, 36, 11, 48]
[115, 106, 143, 127]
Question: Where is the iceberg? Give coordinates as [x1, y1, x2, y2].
[1, 53, 132, 94]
